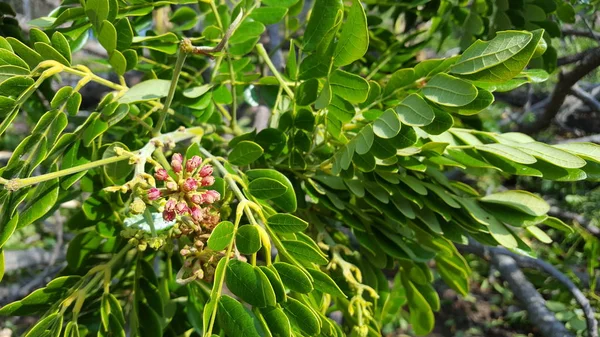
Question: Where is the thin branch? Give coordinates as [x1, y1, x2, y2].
[458, 240, 598, 337]
[547, 206, 600, 240]
[516, 48, 600, 133]
[562, 28, 600, 41]
[570, 85, 600, 112]
[558, 48, 600, 66]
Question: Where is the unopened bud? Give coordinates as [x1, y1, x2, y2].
[186, 156, 202, 172]
[166, 181, 178, 191]
[176, 201, 189, 215]
[183, 178, 198, 192]
[199, 165, 213, 178]
[201, 176, 215, 186]
[131, 198, 146, 214]
[163, 210, 176, 221]
[154, 168, 169, 181]
[203, 190, 220, 204]
[147, 188, 161, 201]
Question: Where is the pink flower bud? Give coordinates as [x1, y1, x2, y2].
[172, 153, 183, 162]
[166, 181, 178, 191]
[186, 156, 202, 172]
[154, 168, 169, 181]
[176, 201, 189, 215]
[147, 188, 161, 200]
[163, 210, 176, 221]
[183, 178, 199, 192]
[191, 206, 203, 221]
[190, 194, 202, 205]
[165, 198, 177, 212]
[171, 153, 183, 173]
[199, 165, 213, 178]
[203, 190, 220, 204]
[201, 176, 215, 186]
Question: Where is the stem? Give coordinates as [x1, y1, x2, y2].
[227, 54, 238, 130]
[256, 44, 295, 98]
[3, 155, 130, 191]
[153, 44, 188, 136]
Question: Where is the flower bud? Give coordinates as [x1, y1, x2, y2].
[147, 188, 161, 201]
[154, 168, 169, 181]
[186, 156, 202, 172]
[191, 206, 203, 221]
[203, 190, 220, 204]
[183, 178, 199, 192]
[131, 197, 146, 214]
[163, 210, 176, 221]
[201, 176, 215, 186]
[165, 198, 177, 212]
[199, 165, 213, 178]
[190, 194, 202, 205]
[171, 153, 183, 173]
[166, 181, 178, 191]
[176, 201, 189, 215]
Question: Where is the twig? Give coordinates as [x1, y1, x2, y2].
[570, 85, 600, 112]
[562, 28, 600, 41]
[547, 206, 600, 240]
[458, 240, 598, 337]
[516, 48, 600, 134]
[558, 48, 600, 66]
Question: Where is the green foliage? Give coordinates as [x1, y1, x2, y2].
[0, 0, 597, 337]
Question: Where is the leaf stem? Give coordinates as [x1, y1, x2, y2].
[153, 42, 188, 135]
[256, 44, 295, 98]
[2, 154, 131, 191]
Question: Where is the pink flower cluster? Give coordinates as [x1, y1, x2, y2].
[146, 153, 221, 224]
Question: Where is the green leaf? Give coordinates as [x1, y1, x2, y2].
[0, 250, 4, 283]
[236, 225, 262, 255]
[226, 260, 276, 307]
[0, 76, 33, 97]
[306, 268, 346, 297]
[17, 178, 59, 229]
[480, 190, 549, 216]
[403, 278, 435, 336]
[249, 178, 288, 200]
[303, 0, 343, 51]
[25, 312, 58, 337]
[458, 29, 544, 83]
[260, 266, 286, 302]
[556, 2, 575, 23]
[0, 49, 29, 69]
[294, 108, 315, 131]
[98, 20, 117, 52]
[286, 40, 298, 80]
[329, 69, 369, 103]
[373, 108, 401, 139]
[282, 298, 321, 336]
[450, 31, 533, 74]
[333, 0, 368, 66]
[246, 169, 297, 212]
[35, 42, 70, 66]
[218, 296, 262, 337]
[109, 50, 127, 75]
[273, 262, 313, 293]
[395, 94, 434, 126]
[230, 21, 266, 44]
[85, 0, 109, 28]
[229, 141, 264, 166]
[454, 88, 494, 115]
[421, 108, 454, 135]
[354, 125, 374, 154]
[327, 95, 355, 122]
[50, 32, 72, 64]
[457, 198, 518, 248]
[517, 142, 586, 169]
[118, 79, 170, 103]
[183, 84, 213, 98]
[6, 38, 42, 68]
[268, 213, 308, 233]
[260, 306, 292, 337]
[249, 7, 288, 25]
[208, 221, 235, 251]
[263, 0, 299, 7]
[296, 79, 319, 106]
[475, 143, 537, 164]
[422, 73, 477, 107]
[281, 240, 328, 265]
[103, 142, 133, 184]
[555, 142, 600, 163]
[385, 68, 416, 95]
